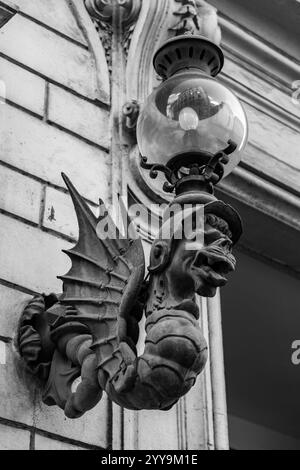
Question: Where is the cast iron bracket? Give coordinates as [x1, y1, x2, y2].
[140, 140, 237, 194]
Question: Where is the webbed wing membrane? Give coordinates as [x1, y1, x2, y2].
[58, 174, 146, 341]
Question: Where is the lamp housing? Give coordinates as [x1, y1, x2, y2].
[137, 35, 248, 193]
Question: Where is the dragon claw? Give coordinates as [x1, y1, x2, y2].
[112, 342, 138, 393]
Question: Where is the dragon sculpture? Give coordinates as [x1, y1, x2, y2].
[18, 174, 241, 418]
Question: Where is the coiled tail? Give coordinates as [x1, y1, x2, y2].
[101, 301, 208, 410]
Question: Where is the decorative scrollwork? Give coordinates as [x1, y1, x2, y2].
[18, 294, 58, 381]
[140, 140, 237, 194]
[85, 0, 142, 26]
[85, 0, 142, 66]
[140, 156, 178, 193]
[170, 0, 221, 44]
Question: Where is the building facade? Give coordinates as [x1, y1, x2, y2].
[0, 0, 299, 450]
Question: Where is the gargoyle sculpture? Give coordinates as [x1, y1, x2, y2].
[18, 174, 241, 418]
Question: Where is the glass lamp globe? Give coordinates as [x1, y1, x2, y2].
[137, 36, 248, 183]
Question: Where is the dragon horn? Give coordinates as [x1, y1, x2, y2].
[61, 173, 97, 230]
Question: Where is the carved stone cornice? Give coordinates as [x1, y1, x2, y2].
[85, 0, 142, 27]
[220, 166, 300, 234]
[218, 166, 300, 278]
[218, 13, 300, 91]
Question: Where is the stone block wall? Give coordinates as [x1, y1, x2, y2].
[0, 0, 111, 450]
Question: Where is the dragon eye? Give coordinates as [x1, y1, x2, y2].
[154, 246, 161, 258]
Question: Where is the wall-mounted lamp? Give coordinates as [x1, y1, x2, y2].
[137, 34, 248, 196]
[18, 32, 248, 418]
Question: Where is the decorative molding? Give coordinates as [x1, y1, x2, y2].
[219, 13, 300, 91]
[242, 144, 300, 198]
[122, 22, 136, 58]
[218, 166, 300, 278]
[94, 19, 113, 73]
[84, 0, 142, 66]
[85, 0, 142, 27]
[169, 0, 221, 44]
[126, 0, 171, 101]
[207, 294, 229, 450]
[220, 68, 300, 134]
[70, 0, 110, 103]
[220, 166, 300, 234]
[18, 294, 58, 382]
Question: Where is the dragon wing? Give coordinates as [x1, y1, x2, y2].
[58, 174, 146, 346]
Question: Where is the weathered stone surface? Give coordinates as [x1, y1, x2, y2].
[0, 0, 87, 44]
[0, 15, 97, 98]
[0, 284, 31, 339]
[48, 84, 110, 148]
[243, 102, 300, 170]
[0, 165, 42, 224]
[244, 144, 300, 195]
[0, 341, 5, 365]
[0, 106, 110, 203]
[124, 408, 179, 450]
[34, 435, 87, 450]
[222, 58, 300, 120]
[0, 423, 30, 450]
[0, 214, 70, 293]
[43, 186, 97, 239]
[0, 342, 35, 426]
[185, 375, 208, 450]
[34, 392, 108, 448]
[0, 56, 45, 116]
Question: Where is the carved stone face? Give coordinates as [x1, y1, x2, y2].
[166, 220, 236, 299]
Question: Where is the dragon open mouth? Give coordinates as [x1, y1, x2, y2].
[191, 246, 236, 289]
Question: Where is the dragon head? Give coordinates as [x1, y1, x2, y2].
[148, 198, 242, 303]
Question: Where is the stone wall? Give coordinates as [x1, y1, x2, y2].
[0, 0, 111, 450]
